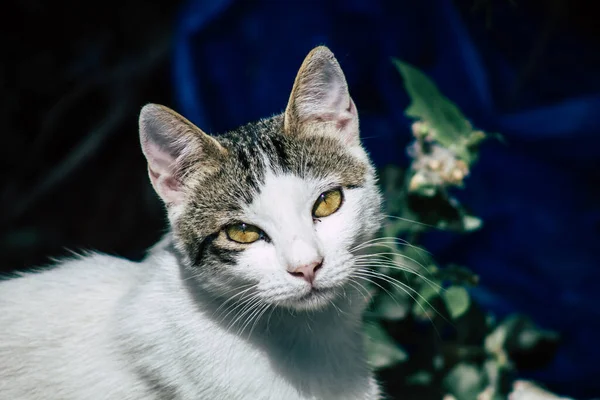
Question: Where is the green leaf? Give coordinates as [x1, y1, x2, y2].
[393, 59, 474, 163]
[443, 363, 484, 400]
[364, 322, 408, 369]
[438, 264, 479, 287]
[372, 291, 410, 320]
[406, 370, 433, 385]
[392, 59, 498, 167]
[412, 280, 442, 318]
[462, 215, 483, 232]
[442, 286, 471, 319]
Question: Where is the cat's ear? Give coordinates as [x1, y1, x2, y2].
[139, 104, 226, 206]
[284, 46, 359, 145]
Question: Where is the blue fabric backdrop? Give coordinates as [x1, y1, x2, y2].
[172, 0, 600, 396]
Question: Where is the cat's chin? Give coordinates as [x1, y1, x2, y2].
[281, 287, 338, 312]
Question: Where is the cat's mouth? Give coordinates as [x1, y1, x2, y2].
[291, 286, 337, 310]
[300, 287, 331, 299]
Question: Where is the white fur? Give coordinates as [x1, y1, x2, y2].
[0, 172, 382, 400]
[237, 170, 373, 310]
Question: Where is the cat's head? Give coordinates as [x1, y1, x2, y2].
[139, 46, 382, 311]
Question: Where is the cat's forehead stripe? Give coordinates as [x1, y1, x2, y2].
[220, 115, 367, 187]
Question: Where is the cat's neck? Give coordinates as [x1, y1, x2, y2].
[146, 234, 366, 339]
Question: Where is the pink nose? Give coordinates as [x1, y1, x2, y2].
[288, 259, 323, 285]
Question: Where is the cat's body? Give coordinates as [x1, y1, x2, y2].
[0, 247, 377, 400]
[0, 47, 384, 399]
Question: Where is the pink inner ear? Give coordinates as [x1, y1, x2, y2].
[295, 70, 359, 144]
[143, 140, 185, 205]
[144, 141, 177, 172]
[314, 98, 358, 145]
[337, 98, 356, 130]
[148, 165, 184, 205]
[161, 175, 182, 197]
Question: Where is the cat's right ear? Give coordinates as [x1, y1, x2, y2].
[284, 46, 359, 145]
[139, 104, 226, 206]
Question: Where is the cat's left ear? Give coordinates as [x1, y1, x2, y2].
[284, 46, 359, 145]
[139, 104, 226, 206]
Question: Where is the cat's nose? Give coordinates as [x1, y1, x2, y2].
[287, 259, 323, 285]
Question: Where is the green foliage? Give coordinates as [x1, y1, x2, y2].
[393, 60, 481, 164]
[362, 60, 559, 399]
[442, 286, 471, 320]
[364, 323, 409, 369]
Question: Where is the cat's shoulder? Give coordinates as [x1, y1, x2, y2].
[2, 251, 139, 283]
[0, 252, 144, 310]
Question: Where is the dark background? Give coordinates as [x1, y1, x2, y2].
[2, 0, 600, 397]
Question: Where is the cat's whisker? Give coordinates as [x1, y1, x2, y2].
[213, 285, 257, 317]
[355, 255, 422, 285]
[218, 291, 261, 328]
[355, 254, 435, 288]
[353, 241, 432, 269]
[232, 293, 266, 329]
[249, 303, 272, 337]
[213, 284, 256, 314]
[353, 271, 443, 337]
[355, 264, 442, 296]
[351, 274, 402, 313]
[239, 301, 269, 338]
[221, 297, 266, 385]
[354, 259, 419, 276]
[382, 214, 442, 230]
[346, 279, 373, 304]
[354, 244, 431, 269]
[355, 251, 429, 273]
[359, 235, 430, 258]
[340, 284, 350, 302]
[327, 300, 340, 318]
[351, 236, 431, 256]
[217, 301, 247, 327]
[354, 269, 425, 306]
[353, 268, 449, 328]
[214, 285, 258, 319]
[353, 258, 442, 290]
[227, 295, 263, 335]
[264, 304, 277, 334]
[327, 297, 346, 318]
[247, 302, 271, 335]
[350, 235, 414, 248]
[352, 240, 432, 276]
[355, 258, 414, 289]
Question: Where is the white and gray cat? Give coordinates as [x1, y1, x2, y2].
[0, 46, 384, 400]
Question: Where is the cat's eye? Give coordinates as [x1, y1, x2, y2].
[312, 188, 344, 219]
[225, 223, 264, 244]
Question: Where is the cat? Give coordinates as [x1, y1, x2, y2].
[0, 46, 384, 400]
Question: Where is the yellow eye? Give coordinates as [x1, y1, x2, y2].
[225, 223, 264, 244]
[312, 188, 343, 218]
